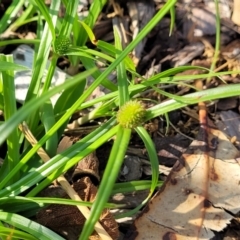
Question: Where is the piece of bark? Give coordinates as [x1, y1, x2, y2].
[217, 97, 238, 111]
[216, 110, 240, 150]
[171, 42, 205, 67]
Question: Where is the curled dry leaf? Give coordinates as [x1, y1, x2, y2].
[125, 119, 240, 239]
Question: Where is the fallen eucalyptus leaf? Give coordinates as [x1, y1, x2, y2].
[125, 120, 240, 239]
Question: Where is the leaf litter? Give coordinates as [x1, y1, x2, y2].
[2, 0, 240, 239]
[125, 100, 240, 239]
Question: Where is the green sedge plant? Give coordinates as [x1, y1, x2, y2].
[0, 0, 239, 239]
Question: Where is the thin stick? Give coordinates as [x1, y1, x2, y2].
[19, 122, 112, 240]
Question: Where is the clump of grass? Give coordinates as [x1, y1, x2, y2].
[0, 0, 239, 240]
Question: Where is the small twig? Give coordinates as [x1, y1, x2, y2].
[169, 121, 195, 141]
[108, 0, 124, 18]
[19, 122, 113, 240]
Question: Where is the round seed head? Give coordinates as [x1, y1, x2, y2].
[54, 36, 71, 55]
[117, 100, 146, 129]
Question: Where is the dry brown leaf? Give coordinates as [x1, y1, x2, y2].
[232, 0, 240, 26]
[125, 120, 240, 239]
[57, 136, 73, 154]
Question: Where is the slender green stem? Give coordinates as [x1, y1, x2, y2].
[25, 0, 61, 132]
[169, 6, 175, 36]
[41, 54, 58, 94]
[40, 101, 58, 157]
[27, 124, 118, 197]
[0, 116, 114, 196]
[0, 212, 64, 239]
[0, 39, 40, 47]
[80, 126, 131, 240]
[0, 0, 25, 33]
[6, 4, 35, 33]
[0, 68, 97, 189]
[0, 55, 19, 183]
[135, 126, 159, 194]
[114, 24, 129, 105]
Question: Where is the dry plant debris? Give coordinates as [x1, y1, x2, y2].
[36, 176, 119, 240]
[19, 124, 119, 240]
[2, 0, 240, 239]
[231, 0, 240, 26]
[125, 115, 240, 239]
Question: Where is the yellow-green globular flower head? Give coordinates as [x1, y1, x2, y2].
[54, 36, 71, 55]
[117, 100, 146, 129]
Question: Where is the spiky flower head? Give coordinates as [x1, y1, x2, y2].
[54, 36, 71, 55]
[117, 100, 146, 129]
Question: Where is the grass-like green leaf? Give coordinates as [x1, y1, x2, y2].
[79, 20, 97, 44]
[97, 40, 135, 71]
[0, 55, 20, 183]
[0, 67, 96, 148]
[6, 4, 35, 33]
[0, 0, 25, 33]
[0, 39, 40, 47]
[0, 212, 64, 240]
[135, 127, 159, 194]
[0, 61, 29, 71]
[0, 196, 118, 210]
[0, 226, 38, 240]
[146, 83, 240, 120]
[7, 4, 36, 31]
[112, 180, 163, 195]
[53, 73, 86, 137]
[0, 117, 115, 196]
[80, 126, 131, 240]
[114, 24, 129, 105]
[28, 0, 56, 40]
[40, 101, 58, 157]
[78, 56, 117, 92]
[67, 46, 115, 63]
[26, 123, 118, 197]
[24, 0, 61, 133]
[75, 0, 108, 46]
[169, 6, 175, 36]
